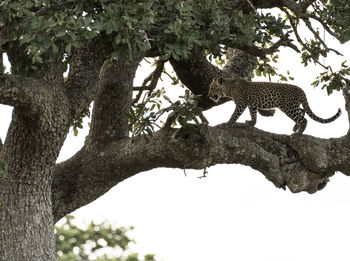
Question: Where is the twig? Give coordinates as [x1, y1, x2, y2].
[282, 8, 329, 70]
[308, 13, 338, 39]
[133, 86, 153, 91]
[163, 70, 180, 85]
[302, 18, 343, 56]
[246, 0, 258, 13]
[198, 167, 208, 179]
[132, 59, 165, 104]
[240, 30, 300, 57]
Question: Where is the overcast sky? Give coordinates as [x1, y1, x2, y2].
[1, 36, 350, 261]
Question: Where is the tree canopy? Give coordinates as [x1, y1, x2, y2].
[1, 0, 350, 260]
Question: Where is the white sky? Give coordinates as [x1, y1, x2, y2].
[1, 36, 350, 261]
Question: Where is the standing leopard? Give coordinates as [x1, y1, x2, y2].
[208, 77, 341, 134]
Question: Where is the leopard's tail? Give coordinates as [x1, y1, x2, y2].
[302, 97, 341, 123]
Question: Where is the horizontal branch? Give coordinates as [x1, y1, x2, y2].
[52, 123, 350, 222]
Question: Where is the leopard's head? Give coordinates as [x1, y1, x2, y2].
[208, 77, 225, 103]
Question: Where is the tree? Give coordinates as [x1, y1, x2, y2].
[0, 0, 350, 260]
[55, 215, 156, 261]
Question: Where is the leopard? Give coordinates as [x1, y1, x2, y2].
[208, 77, 341, 134]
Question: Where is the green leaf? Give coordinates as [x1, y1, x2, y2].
[65, 43, 72, 55]
[73, 128, 78, 136]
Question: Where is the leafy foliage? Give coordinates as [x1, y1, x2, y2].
[311, 61, 350, 94]
[72, 106, 91, 137]
[128, 88, 165, 140]
[55, 215, 157, 261]
[316, 0, 350, 43]
[128, 88, 205, 141]
[1, 0, 350, 135]
[0, 0, 154, 62]
[254, 55, 294, 82]
[0, 0, 291, 64]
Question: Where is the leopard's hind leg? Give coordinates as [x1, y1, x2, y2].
[292, 108, 306, 132]
[280, 106, 307, 134]
[246, 107, 257, 126]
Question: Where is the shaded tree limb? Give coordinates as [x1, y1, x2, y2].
[0, 74, 43, 113]
[88, 54, 143, 147]
[169, 52, 225, 110]
[65, 39, 112, 120]
[0, 53, 3, 75]
[222, 48, 257, 79]
[343, 79, 350, 134]
[52, 123, 350, 222]
[300, 0, 316, 12]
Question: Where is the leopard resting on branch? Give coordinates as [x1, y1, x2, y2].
[208, 77, 341, 134]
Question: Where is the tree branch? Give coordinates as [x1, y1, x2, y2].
[300, 0, 316, 12]
[222, 48, 257, 80]
[302, 18, 342, 56]
[87, 54, 143, 147]
[239, 31, 300, 58]
[169, 52, 224, 110]
[343, 79, 350, 134]
[52, 124, 350, 222]
[132, 59, 165, 104]
[65, 39, 112, 120]
[0, 52, 4, 75]
[0, 74, 42, 111]
[169, 49, 259, 111]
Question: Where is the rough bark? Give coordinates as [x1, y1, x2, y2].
[52, 122, 350, 221]
[0, 38, 109, 260]
[0, 76, 70, 260]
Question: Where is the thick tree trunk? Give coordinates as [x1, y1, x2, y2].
[0, 77, 70, 260]
[0, 179, 56, 261]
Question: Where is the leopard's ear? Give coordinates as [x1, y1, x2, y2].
[217, 77, 224, 84]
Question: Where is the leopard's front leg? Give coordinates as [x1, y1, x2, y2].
[228, 104, 246, 123]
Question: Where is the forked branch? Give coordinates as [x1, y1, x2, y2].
[133, 59, 165, 104]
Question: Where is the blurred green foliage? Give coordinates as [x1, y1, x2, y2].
[55, 215, 157, 261]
